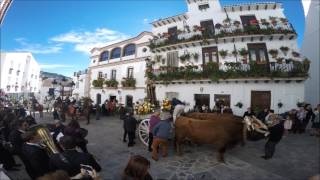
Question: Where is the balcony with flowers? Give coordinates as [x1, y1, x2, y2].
[121, 78, 136, 89]
[149, 17, 296, 51]
[146, 58, 309, 84]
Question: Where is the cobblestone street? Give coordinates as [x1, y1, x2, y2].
[7, 113, 320, 180]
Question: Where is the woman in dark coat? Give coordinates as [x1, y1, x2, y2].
[63, 120, 88, 153]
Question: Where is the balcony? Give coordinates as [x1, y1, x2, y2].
[121, 78, 136, 89]
[147, 60, 309, 83]
[150, 21, 296, 51]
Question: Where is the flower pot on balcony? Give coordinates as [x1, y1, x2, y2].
[242, 59, 248, 64]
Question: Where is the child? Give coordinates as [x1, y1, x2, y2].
[284, 115, 293, 136]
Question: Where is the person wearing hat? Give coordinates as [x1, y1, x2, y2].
[261, 110, 284, 160]
[151, 113, 172, 161]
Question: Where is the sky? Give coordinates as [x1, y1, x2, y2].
[0, 0, 305, 77]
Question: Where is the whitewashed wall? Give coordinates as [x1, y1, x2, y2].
[155, 81, 304, 116]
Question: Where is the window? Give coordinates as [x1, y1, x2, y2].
[110, 47, 121, 59]
[111, 70, 117, 80]
[100, 51, 109, 61]
[199, 4, 210, 11]
[165, 92, 179, 100]
[31, 74, 34, 78]
[127, 67, 134, 78]
[76, 82, 79, 88]
[166, 51, 179, 67]
[201, 20, 215, 38]
[202, 47, 219, 64]
[98, 72, 103, 78]
[168, 26, 178, 42]
[104, 73, 108, 79]
[16, 70, 20, 76]
[247, 43, 269, 63]
[214, 94, 231, 108]
[240, 15, 260, 29]
[123, 44, 136, 56]
[9, 68, 13, 74]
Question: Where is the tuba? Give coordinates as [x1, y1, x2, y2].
[29, 124, 60, 154]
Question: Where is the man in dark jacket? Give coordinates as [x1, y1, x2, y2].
[9, 120, 29, 155]
[21, 130, 50, 179]
[261, 118, 284, 160]
[49, 136, 101, 177]
[124, 112, 137, 147]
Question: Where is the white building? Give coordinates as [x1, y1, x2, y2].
[38, 77, 74, 103]
[89, 31, 153, 106]
[0, 52, 41, 99]
[148, 0, 308, 116]
[302, 0, 319, 107]
[72, 69, 89, 100]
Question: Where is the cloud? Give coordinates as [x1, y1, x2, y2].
[40, 64, 73, 69]
[15, 38, 62, 54]
[51, 28, 130, 54]
[143, 18, 149, 24]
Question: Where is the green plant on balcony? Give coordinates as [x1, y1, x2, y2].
[269, 16, 277, 25]
[121, 78, 136, 88]
[192, 53, 199, 61]
[280, 46, 289, 56]
[268, 49, 279, 58]
[292, 51, 300, 57]
[155, 55, 162, 63]
[215, 23, 222, 30]
[239, 48, 248, 63]
[179, 53, 191, 63]
[233, 21, 241, 27]
[92, 78, 104, 88]
[232, 50, 238, 57]
[105, 79, 119, 88]
[218, 50, 228, 59]
[285, 58, 294, 64]
[280, 18, 288, 25]
[223, 17, 231, 24]
[276, 57, 284, 64]
[161, 58, 166, 65]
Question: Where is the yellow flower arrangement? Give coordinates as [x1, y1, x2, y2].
[161, 99, 171, 112]
[135, 101, 155, 115]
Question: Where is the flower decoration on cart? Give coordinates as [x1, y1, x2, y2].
[161, 98, 172, 112]
[135, 101, 155, 115]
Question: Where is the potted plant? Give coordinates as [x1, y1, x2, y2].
[268, 49, 279, 58]
[233, 21, 241, 27]
[276, 57, 284, 64]
[277, 102, 283, 109]
[219, 50, 228, 59]
[235, 102, 243, 108]
[269, 16, 277, 26]
[292, 51, 300, 57]
[155, 55, 162, 63]
[232, 50, 238, 57]
[239, 48, 248, 60]
[280, 46, 289, 56]
[261, 19, 270, 27]
[280, 18, 288, 25]
[285, 58, 293, 64]
[223, 17, 231, 24]
[192, 53, 199, 61]
[303, 58, 311, 72]
[161, 58, 166, 65]
[215, 23, 222, 30]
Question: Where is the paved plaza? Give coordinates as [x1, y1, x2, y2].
[6, 113, 320, 180]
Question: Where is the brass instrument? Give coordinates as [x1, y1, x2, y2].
[29, 124, 60, 154]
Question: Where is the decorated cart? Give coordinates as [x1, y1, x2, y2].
[135, 99, 171, 146]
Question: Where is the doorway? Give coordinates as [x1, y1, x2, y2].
[251, 91, 271, 112]
[96, 93, 101, 105]
[194, 94, 210, 108]
[126, 95, 133, 108]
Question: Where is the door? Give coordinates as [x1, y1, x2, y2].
[96, 93, 101, 105]
[200, 20, 215, 38]
[247, 43, 269, 64]
[214, 94, 231, 108]
[251, 91, 271, 112]
[194, 94, 210, 108]
[202, 46, 219, 64]
[168, 26, 178, 42]
[109, 96, 116, 102]
[126, 95, 133, 107]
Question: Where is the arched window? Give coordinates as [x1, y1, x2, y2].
[123, 44, 136, 56]
[100, 51, 109, 61]
[110, 47, 121, 59]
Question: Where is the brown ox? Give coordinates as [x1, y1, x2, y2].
[175, 116, 247, 162]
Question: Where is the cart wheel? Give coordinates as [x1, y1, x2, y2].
[138, 118, 150, 146]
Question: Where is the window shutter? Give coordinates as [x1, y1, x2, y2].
[166, 51, 178, 67]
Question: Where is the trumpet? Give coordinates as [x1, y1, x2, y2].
[29, 124, 60, 154]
